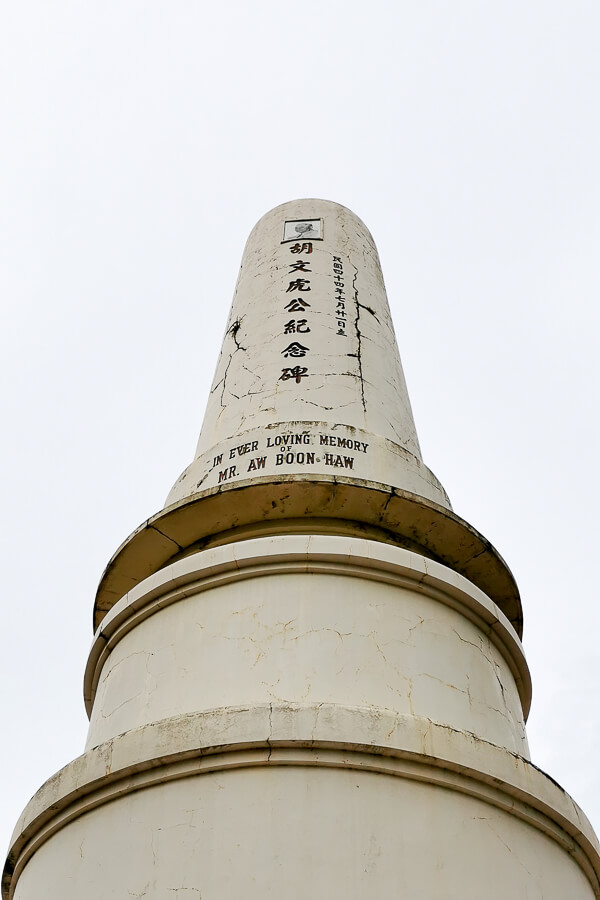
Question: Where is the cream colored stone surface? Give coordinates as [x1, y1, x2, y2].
[7, 706, 600, 898]
[10, 767, 597, 900]
[5, 200, 599, 899]
[84, 536, 529, 754]
[166, 199, 449, 509]
[93, 203, 522, 635]
[168, 421, 450, 508]
[10, 705, 599, 859]
[95, 476, 524, 635]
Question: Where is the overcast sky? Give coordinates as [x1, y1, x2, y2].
[1, 1, 599, 857]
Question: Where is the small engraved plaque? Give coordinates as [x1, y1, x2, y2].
[283, 219, 322, 242]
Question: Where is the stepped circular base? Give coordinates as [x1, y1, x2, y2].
[94, 477, 522, 636]
[4, 706, 600, 899]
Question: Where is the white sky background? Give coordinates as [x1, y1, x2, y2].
[1, 0, 599, 858]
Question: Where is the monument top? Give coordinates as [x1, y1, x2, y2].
[93, 200, 522, 637]
[167, 198, 449, 510]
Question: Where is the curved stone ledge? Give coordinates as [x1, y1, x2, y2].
[5, 704, 599, 900]
[85, 535, 531, 720]
[93, 476, 522, 636]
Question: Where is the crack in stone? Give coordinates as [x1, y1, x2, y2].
[267, 702, 273, 761]
[167, 889, 202, 897]
[149, 524, 184, 553]
[299, 399, 336, 411]
[219, 353, 234, 408]
[195, 470, 211, 490]
[312, 702, 325, 743]
[357, 301, 380, 323]
[451, 627, 483, 653]
[407, 616, 425, 637]
[290, 627, 349, 643]
[492, 658, 508, 704]
[228, 318, 247, 352]
[351, 264, 367, 413]
[99, 686, 145, 720]
[466, 544, 490, 565]
[474, 818, 535, 877]
[379, 490, 395, 522]
[218, 319, 248, 407]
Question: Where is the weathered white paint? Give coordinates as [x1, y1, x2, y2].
[5, 200, 600, 899]
[11, 767, 597, 900]
[166, 199, 449, 509]
[84, 536, 530, 755]
[7, 708, 600, 899]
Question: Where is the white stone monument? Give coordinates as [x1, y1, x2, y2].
[4, 199, 600, 898]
